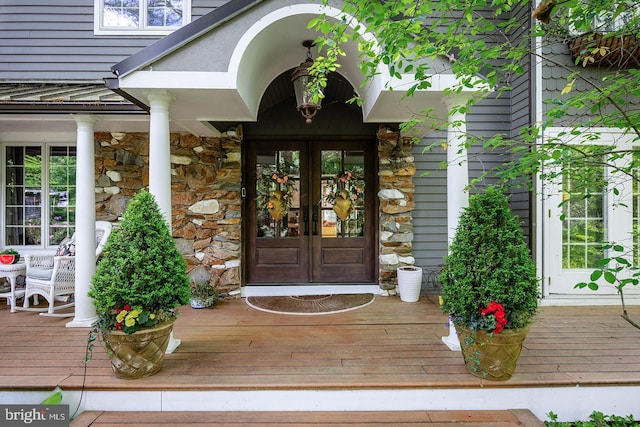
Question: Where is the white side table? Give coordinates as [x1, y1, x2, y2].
[0, 262, 26, 313]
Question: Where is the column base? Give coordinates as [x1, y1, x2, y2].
[66, 316, 98, 328]
[166, 332, 181, 354]
[442, 318, 461, 351]
[442, 334, 461, 351]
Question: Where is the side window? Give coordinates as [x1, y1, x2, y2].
[95, 0, 190, 35]
[49, 146, 77, 246]
[5, 146, 43, 246]
[3, 145, 76, 248]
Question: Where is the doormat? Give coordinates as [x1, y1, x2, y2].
[246, 294, 375, 315]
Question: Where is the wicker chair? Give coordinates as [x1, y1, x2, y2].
[22, 221, 112, 316]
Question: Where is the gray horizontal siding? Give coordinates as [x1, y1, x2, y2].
[412, 2, 533, 273]
[413, 136, 448, 274]
[507, 2, 532, 238]
[0, 0, 226, 81]
[412, 83, 535, 274]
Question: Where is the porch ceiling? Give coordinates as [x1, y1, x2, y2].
[0, 82, 178, 140]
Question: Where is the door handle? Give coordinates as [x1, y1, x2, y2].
[302, 205, 309, 236]
[312, 205, 319, 235]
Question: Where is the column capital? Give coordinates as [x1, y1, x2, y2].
[441, 93, 474, 110]
[73, 114, 98, 125]
[145, 90, 174, 108]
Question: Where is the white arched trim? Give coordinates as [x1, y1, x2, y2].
[116, 3, 487, 136]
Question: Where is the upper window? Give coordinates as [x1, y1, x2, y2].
[95, 0, 191, 35]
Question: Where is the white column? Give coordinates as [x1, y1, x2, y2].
[147, 90, 173, 225]
[146, 90, 181, 353]
[444, 97, 470, 244]
[441, 96, 470, 351]
[67, 115, 98, 328]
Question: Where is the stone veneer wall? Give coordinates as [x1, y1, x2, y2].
[94, 127, 417, 296]
[94, 131, 242, 295]
[376, 127, 417, 293]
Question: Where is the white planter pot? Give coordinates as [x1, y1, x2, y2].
[397, 266, 422, 302]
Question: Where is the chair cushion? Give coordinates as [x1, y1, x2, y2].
[56, 237, 76, 256]
[27, 267, 54, 280]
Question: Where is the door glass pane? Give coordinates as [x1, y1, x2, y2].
[321, 150, 365, 238]
[5, 146, 43, 245]
[561, 152, 605, 268]
[256, 150, 300, 238]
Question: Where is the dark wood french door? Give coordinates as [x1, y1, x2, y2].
[245, 139, 376, 284]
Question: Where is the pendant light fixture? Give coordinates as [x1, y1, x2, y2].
[291, 40, 322, 124]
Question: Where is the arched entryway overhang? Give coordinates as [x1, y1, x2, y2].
[70, 0, 485, 325]
[110, 2, 465, 135]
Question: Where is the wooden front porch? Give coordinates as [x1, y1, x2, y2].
[1, 294, 639, 423]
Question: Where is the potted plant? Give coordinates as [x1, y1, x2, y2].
[190, 279, 219, 309]
[88, 189, 191, 379]
[0, 248, 20, 265]
[440, 186, 539, 380]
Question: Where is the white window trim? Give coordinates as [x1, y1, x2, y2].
[567, 3, 639, 36]
[539, 127, 640, 298]
[1, 141, 77, 253]
[93, 0, 191, 36]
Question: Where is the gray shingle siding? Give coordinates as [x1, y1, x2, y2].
[0, 0, 226, 82]
[541, 37, 640, 120]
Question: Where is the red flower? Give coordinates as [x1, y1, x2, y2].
[116, 322, 123, 330]
[480, 301, 507, 334]
[123, 304, 131, 311]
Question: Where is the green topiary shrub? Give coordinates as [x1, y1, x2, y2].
[440, 186, 540, 333]
[89, 189, 190, 334]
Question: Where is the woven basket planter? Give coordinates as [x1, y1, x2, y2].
[569, 33, 640, 68]
[103, 320, 175, 379]
[455, 324, 530, 381]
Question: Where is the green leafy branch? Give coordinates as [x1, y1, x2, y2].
[575, 243, 640, 329]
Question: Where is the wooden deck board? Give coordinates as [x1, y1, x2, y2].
[0, 296, 639, 393]
[70, 409, 544, 426]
